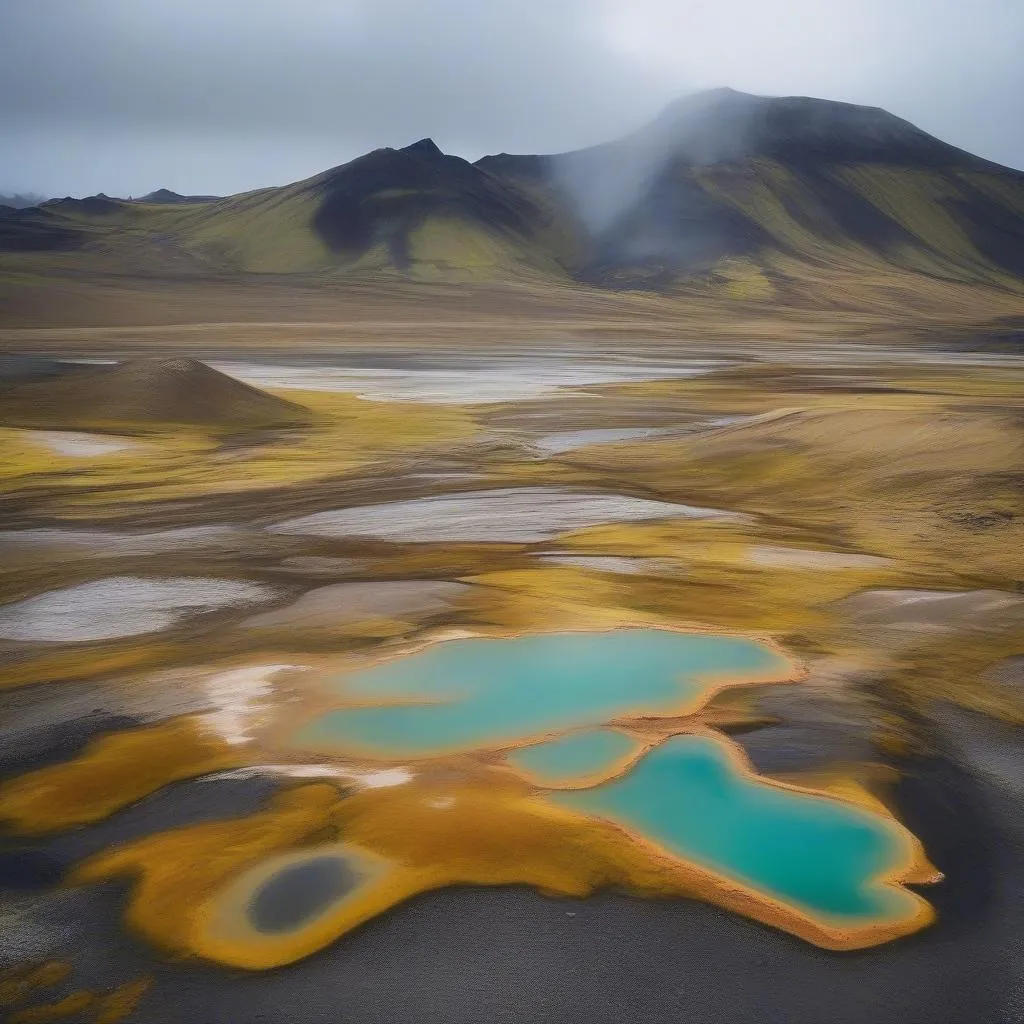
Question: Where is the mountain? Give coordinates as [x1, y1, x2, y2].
[138, 188, 222, 204]
[303, 138, 564, 279]
[1, 89, 1023, 304]
[41, 193, 125, 215]
[0, 138, 563, 277]
[0, 357, 311, 431]
[479, 88, 1024, 292]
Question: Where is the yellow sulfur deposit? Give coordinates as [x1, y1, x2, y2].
[0, 716, 243, 835]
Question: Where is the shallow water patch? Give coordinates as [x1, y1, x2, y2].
[535, 427, 681, 455]
[248, 854, 358, 933]
[195, 842, 406, 968]
[266, 488, 745, 544]
[536, 554, 665, 575]
[212, 358, 722, 404]
[28, 430, 139, 458]
[552, 733, 934, 934]
[288, 629, 793, 759]
[507, 728, 646, 787]
[0, 577, 277, 643]
[746, 546, 893, 570]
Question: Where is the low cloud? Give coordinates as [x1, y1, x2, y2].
[0, 0, 1021, 196]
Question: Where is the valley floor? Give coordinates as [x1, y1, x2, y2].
[0, 317, 1022, 1023]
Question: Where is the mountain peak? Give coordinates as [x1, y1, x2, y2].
[642, 88, 982, 167]
[139, 188, 220, 204]
[401, 138, 445, 160]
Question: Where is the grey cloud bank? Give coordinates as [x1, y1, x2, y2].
[1, 0, 1021, 197]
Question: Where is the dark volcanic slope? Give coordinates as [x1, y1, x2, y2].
[0, 205, 88, 252]
[307, 138, 555, 273]
[478, 88, 1024, 290]
[2, 89, 1023, 296]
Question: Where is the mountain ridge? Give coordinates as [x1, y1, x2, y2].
[2, 89, 1023, 305]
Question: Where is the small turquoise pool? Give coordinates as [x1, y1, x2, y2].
[552, 734, 919, 922]
[290, 629, 790, 758]
[508, 728, 643, 785]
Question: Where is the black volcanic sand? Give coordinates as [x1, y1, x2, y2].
[1, 709, 1021, 1023]
[0, 775, 281, 897]
[736, 686, 880, 774]
[0, 700, 142, 778]
[249, 856, 358, 934]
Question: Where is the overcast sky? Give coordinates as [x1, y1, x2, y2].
[1, 0, 1021, 197]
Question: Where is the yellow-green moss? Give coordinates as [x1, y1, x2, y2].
[0, 389, 476, 511]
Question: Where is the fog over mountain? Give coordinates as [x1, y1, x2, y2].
[0, 0, 1022, 198]
[0, 193, 47, 210]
